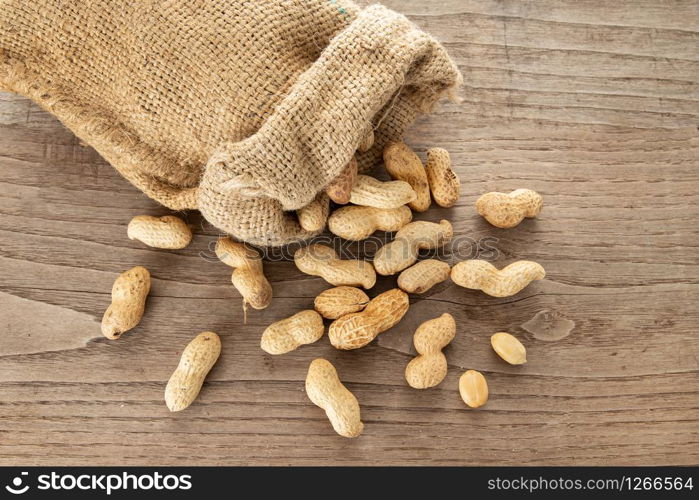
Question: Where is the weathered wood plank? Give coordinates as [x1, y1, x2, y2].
[0, 0, 697, 465]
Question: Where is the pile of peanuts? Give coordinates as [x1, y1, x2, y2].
[104, 141, 545, 437]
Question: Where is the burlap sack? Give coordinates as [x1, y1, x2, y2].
[0, 0, 461, 246]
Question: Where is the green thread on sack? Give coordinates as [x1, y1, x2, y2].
[328, 0, 350, 18]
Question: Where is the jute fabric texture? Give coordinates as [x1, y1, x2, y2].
[0, 0, 461, 245]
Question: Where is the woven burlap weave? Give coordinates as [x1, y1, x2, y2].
[0, 0, 461, 246]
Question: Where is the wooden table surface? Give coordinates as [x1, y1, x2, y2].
[1, 0, 698, 466]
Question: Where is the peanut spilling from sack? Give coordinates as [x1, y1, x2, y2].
[405, 313, 456, 389]
[491, 332, 527, 365]
[451, 260, 545, 297]
[426, 147, 460, 208]
[328, 205, 412, 241]
[476, 189, 543, 228]
[294, 243, 376, 289]
[459, 370, 489, 408]
[329, 288, 409, 350]
[127, 215, 192, 249]
[112, 137, 549, 429]
[349, 175, 416, 209]
[314, 286, 370, 320]
[216, 237, 273, 312]
[297, 194, 329, 232]
[398, 259, 451, 294]
[325, 156, 358, 205]
[164, 331, 221, 412]
[373, 220, 453, 275]
[305, 358, 363, 438]
[101, 266, 151, 340]
[384, 141, 431, 212]
[260, 310, 324, 355]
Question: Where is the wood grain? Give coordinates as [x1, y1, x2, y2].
[1, 0, 698, 465]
